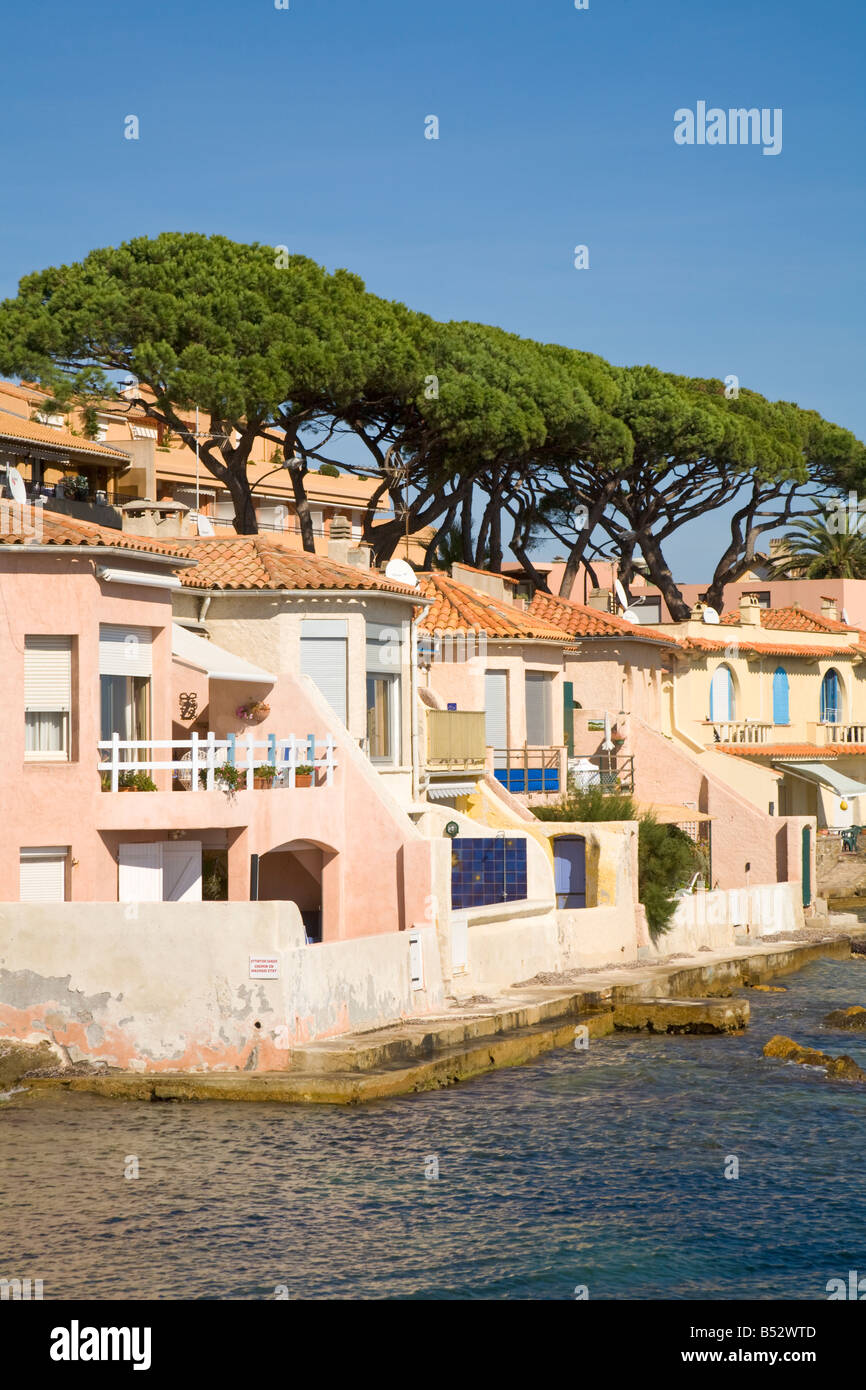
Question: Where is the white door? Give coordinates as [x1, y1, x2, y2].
[710, 666, 733, 722]
[118, 841, 202, 902]
[162, 843, 202, 901]
[485, 670, 508, 751]
[118, 843, 162, 903]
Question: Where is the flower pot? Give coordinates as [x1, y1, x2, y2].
[253, 777, 274, 790]
[295, 774, 312, 788]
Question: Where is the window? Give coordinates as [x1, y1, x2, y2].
[19, 847, 67, 902]
[366, 622, 402, 763]
[300, 619, 348, 724]
[820, 669, 842, 724]
[525, 671, 553, 745]
[24, 636, 72, 761]
[99, 625, 152, 748]
[709, 664, 735, 722]
[772, 666, 790, 724]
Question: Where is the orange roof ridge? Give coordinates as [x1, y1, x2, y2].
[529, 590, 677, 644]
[0, 408, 132, 461]
[417, 571, 570, 640]
[177, 534, 420, 594]
[719, 604, 857, 634]
[0, 504, 190, 558]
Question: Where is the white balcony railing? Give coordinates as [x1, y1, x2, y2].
[98, 731, 337, 792]
[710, 721, 772, 745]
[828, 723, 866, 744]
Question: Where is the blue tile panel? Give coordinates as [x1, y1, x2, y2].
[493, 768, 560, 793]
[450, 837, 528, 910]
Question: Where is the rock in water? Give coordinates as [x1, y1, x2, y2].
[824, 1006, 866, 1030]
[763, 1034, 866, 1082]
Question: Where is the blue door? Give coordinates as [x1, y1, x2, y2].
[772, 667, 789, 724]
[554, 836, 586, 909]
[820, 669, 841, 724]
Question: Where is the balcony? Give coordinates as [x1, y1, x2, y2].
[570, 752, 635, 794]
[827, 723, 866, 745]
[426, 709, 487, 769]
[98, 731, 337, 791]
[491, 745, 566, 796]
[709, 720, 773, 745]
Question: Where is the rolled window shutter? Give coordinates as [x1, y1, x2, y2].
[19, 848, 67, 902]
[24, 636, 71, 712]
[99, 624, 153, 677]
[300, 620, 347, 724]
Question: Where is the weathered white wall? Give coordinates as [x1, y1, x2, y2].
[645, 881, 805, 958]
[0, 902, 444, 1071]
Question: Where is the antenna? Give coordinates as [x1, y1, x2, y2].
[702, 606, 721, 625]
[385, 557, 419, 589]
[621, 607, 640, 624]
[614, 578, 629, 610]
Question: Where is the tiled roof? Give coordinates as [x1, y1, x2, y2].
[718, 744, 866, 758]
[452, 562, 518, 585]
[0, 409, 132, 462]
[0, 380, 48, 403]
[418, 572, 570, 640]
[679, 636, 863, 659]
[177, 534, 421, 594]
[530, 591, 676, 645]
[0, 505, 190, 559]
[719, 605, 856, 633]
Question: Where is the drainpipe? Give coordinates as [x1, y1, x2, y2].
[410, 613, 420, 802]
[198, 595, 211, 623]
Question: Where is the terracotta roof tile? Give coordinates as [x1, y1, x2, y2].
[0, 504, 190, 559]
[719, 605, 856, 633]
[0, 409, 132, 462]
[418, 572, 570, 640]
[679, 636, 860, 658]
[177, 534, 420, 594]
[529, 591, 677, 645]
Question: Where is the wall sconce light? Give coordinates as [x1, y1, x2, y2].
[179, 691, 198, 719]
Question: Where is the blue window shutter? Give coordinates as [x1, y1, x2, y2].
[772, 667, 789, 724]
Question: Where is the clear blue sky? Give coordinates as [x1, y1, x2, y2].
[2, 0, 863, 578]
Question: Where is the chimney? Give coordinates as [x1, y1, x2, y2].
[587, 586, 613, 613]
[738, 593, 762, 627]
[690, 601, 705, 621]
[822, 596, 839, 622]
[328, 513, 371, 569]
[120, 496, 189, 540]
[327, 513, 353, 565]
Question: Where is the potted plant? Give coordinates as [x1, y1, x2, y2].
[295, 763, 314, 788]
[115, 770, 158, 791]
[73, 474, 90, 500]
[199, 761, 241, 792]
[253, 764, 277, 790]
[236, 699, 271, 724]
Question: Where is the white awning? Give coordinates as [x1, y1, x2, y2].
[426, 781, 479, 800]
[171, 623, 275, 683]
[773, 760, 866, 797]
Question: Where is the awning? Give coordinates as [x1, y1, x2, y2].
[426, 781, 479, 800]
[171, 623, 275, 683]
[772, 761, 866, 797]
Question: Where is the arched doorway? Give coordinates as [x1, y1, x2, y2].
[820, 669, 842, 725]
[709, 664, 735, 722]
[258, 839, 340, 943]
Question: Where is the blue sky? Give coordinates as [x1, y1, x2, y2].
[2, 0, 863, 578]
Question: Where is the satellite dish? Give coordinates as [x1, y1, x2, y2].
[385, 558, 419, 589]
[196, 514, 215, 537]
[7, 467, 26, 503]
[622, 607, 640, 624]
[702, 606, 721, 625]
[614, 579, 629, 610]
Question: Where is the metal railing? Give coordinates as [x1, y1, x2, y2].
[98, 731, 337, 791]
[709, 720, 772, 745]
[570, 752, 635, 793]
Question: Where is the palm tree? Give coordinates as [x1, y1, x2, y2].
[769, 516, 866, 580]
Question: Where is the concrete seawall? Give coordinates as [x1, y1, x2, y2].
[8, 933, 854, 1106]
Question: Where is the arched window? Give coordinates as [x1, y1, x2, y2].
[772, 667, 789, 724]
[709, 664, 735, 722]
[820, 669, 842, 724]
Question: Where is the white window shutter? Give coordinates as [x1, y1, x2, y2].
[484, 670, 508, 749]
[300, 620, 348, 724]
[99, 625, 153, 677]
[24, 637, 71, 712]
[19, 848, 67, 902]
[525, 672, 551, 745]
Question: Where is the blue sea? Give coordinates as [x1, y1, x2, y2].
[2, 955, 866, 1300]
